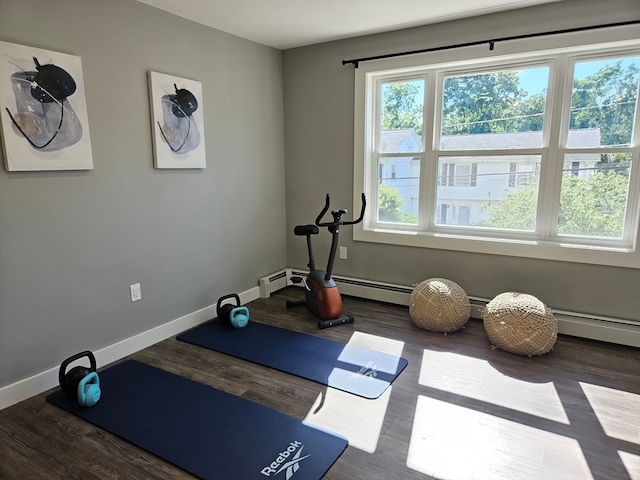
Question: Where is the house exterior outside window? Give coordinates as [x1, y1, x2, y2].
[379, 129, 600, 227]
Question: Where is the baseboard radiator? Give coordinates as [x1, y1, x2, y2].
[259, 268, 640, 348]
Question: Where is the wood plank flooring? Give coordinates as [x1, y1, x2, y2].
[1, 287, 639, 479]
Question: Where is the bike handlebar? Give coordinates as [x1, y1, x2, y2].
[315, 193, 366, 227]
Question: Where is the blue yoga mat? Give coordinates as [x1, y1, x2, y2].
[178, 320, 408, 399]
[47, 360, 347, 480]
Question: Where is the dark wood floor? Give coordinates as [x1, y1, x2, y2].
[2, 287, 639, 479]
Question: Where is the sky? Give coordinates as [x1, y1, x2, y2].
[520, 56, 640, 95]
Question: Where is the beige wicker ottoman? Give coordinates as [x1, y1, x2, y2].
[410, 278, 470, 333]
[483, 292, 557, 356]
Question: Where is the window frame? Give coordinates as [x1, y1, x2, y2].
[352, 25, 640, 268]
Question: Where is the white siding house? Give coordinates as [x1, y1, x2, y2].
[379, 128, 601, 225]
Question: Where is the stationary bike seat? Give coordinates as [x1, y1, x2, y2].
[294, 224, 319, 236]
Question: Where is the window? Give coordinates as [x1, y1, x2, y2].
[353, 27, 640, 267]
[438, 163, 478, 187]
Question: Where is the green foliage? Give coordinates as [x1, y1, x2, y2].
[377, 183, 417, 224]
[476, 171, 629, 237]
[381, 82, 423, 135]
[381, 62, 638, 141]
[378, 183, 404, 222]
[557, 171, 628, 237]
[570, 61, 639, 146]
[475, 179, 539, 231]
[441, 71, 552, 135]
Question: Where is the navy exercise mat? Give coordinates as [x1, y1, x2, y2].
[47, 360, 347, 480]
[177, 320, 408, 399]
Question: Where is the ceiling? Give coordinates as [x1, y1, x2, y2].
[136, 0, 564, 50]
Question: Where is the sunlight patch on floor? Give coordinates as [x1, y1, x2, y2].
[407, 395, 593, 480]
[619, 451, 640, 480]
[345, 331, 406, 357]
[304, 386, 392, 453]
[580, 382, 640, 445]
[419, 350, 569, 424]
[305, 332, 404, 453]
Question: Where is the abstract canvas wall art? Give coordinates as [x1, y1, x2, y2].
[148, 71, 206, 169]
[0, 41, 94, 171]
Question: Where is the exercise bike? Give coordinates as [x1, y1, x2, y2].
[286, 193, 366, 328]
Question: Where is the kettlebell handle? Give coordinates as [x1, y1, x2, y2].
[217, 293, 240, 313]
[59, 351, 97, 387]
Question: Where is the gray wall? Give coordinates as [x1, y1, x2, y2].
[0, 0, 286, 387]
[2, 0, 639, 391]
[283, 0, 640, 321]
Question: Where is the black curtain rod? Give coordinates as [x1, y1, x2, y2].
[342, 20, 640, 68]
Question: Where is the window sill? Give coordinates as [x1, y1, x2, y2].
[353, 225, 640, 268]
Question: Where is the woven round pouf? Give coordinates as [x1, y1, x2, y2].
[483, 292, 557, 356]
[410, 278, 470, 333]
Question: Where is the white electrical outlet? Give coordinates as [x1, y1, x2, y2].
[130, 283, 141, 302]
[339, 246, 347, 259]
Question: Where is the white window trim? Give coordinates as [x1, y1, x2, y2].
[352, 25, 640, 268]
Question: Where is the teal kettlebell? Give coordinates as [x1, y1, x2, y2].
[78, 371, 101, 407]
[230, 306, 249, 329]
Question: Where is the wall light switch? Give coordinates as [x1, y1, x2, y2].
[339, 246, 347, 259]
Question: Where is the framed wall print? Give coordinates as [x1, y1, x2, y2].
[0, 41, 94, 171]
[148, 71, 206, 169]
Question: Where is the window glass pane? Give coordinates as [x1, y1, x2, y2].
[379, 80, 424, 153]
[436, 155, 541, 230]
[558, 153, 631, 238]
[441, 66, 549, 149]
[568, 56, 640, 148]
[377, 156, 419, 224]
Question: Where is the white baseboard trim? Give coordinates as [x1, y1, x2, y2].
[7, 269, 637, 411]
[260, 268, 640, 348]
[0, 287, 260, 411]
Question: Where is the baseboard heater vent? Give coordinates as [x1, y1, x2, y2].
[259, 269, 290, 298]
[469, 298, 488, 320]
[334, 275, 415, 306]
[258, 269, 639, 347]
[285, 270, 416, 306]
[334, 276, 415, 294]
